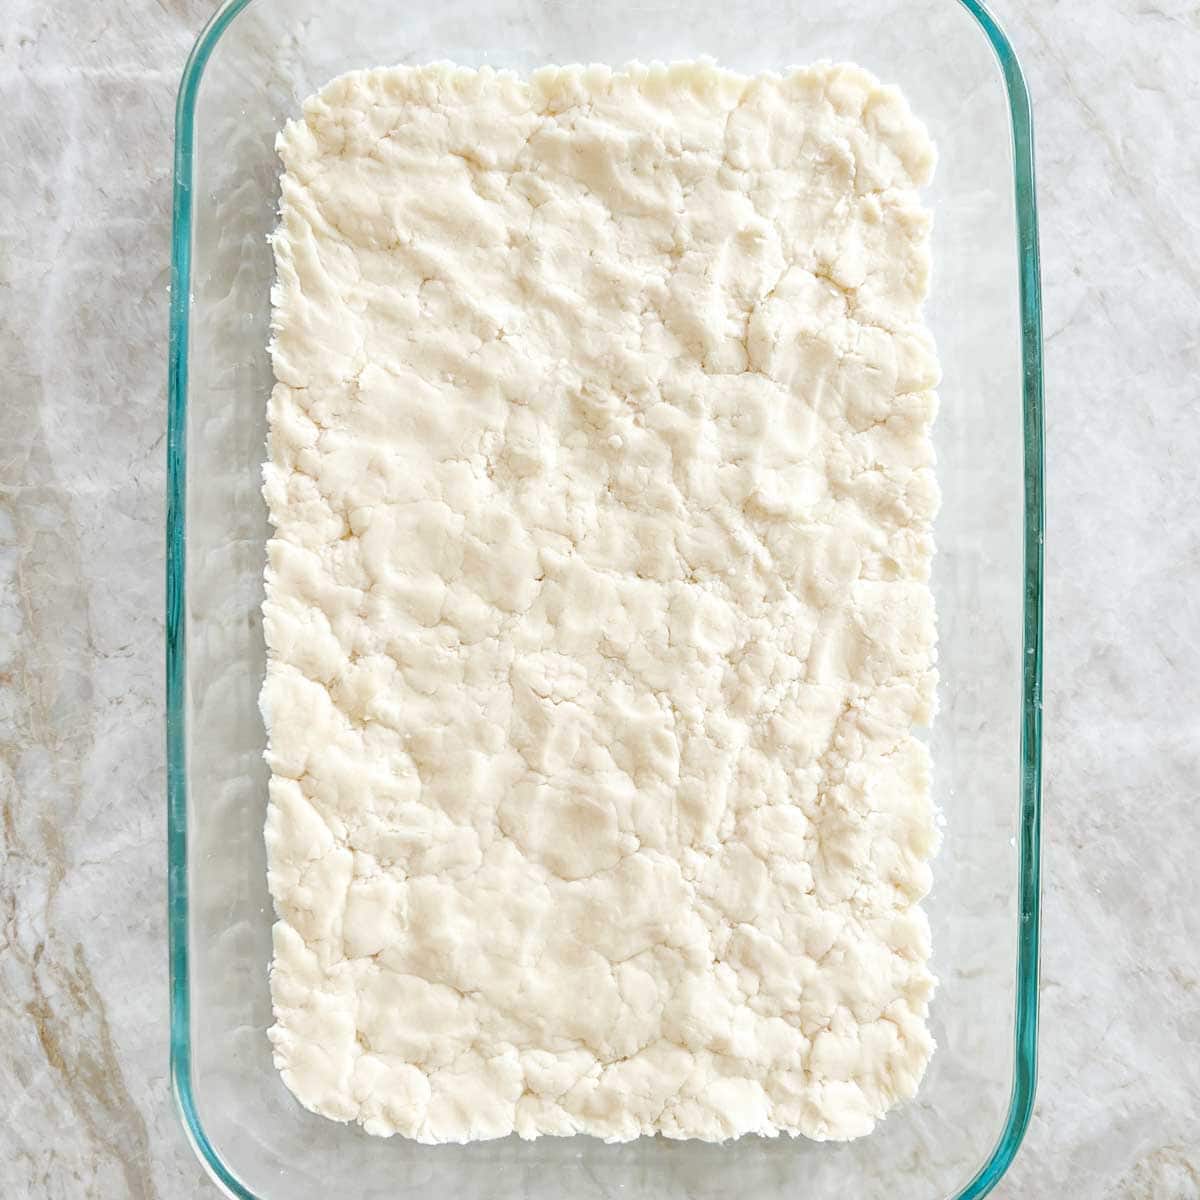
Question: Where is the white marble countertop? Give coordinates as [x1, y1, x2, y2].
[2, 0, 1198, 1196]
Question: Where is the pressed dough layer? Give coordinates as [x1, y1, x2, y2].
[262, 61, 941, 1145]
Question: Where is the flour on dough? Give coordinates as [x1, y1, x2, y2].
[262, 61, 941, 1145]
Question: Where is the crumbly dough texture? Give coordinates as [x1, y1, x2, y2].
[262, 60, 941, 1146]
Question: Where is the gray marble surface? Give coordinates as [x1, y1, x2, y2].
[1, 0, 1198, 1196]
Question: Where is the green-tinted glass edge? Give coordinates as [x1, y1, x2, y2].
[165, 2, 1043, 1195]
[952, 2, 1044, 1196]
[167, 1, 260, 1196]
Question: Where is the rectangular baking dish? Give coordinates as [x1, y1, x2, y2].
[166, 0, 1044, 1196]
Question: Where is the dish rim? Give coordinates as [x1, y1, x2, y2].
[165, 2, 1044, 1194]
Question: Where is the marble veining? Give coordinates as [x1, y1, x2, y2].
[1, 0, 1198, 1196]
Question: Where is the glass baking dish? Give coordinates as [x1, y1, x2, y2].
[166, 0, 1043, 1195]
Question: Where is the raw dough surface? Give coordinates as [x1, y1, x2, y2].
[262, 61, 941, 1145]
